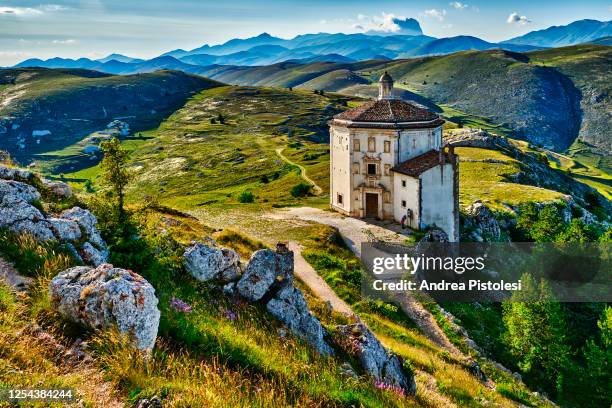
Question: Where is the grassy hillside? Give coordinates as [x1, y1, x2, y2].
[203, 45, 611, 158]
[527, 45, 612, 164]
[0, 68, 221, 166]
[0, 195, 555, 407]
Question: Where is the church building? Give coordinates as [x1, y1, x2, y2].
[329, 72, 459, 241]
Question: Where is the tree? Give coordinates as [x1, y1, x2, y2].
[581, 306, 611, 406]
[502, 274, 570, 397]
[100, 137, 132, 220]
[556, 219, 596, 243]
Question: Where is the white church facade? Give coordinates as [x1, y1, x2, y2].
[329, 72, 459, 241]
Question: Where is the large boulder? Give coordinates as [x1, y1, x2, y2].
[49, 264, 160, 351]
[183, 243, 241, 282]
[267, 285, 333, 356]
[335, 323, 416, 395]
[236, 247, 293, 301]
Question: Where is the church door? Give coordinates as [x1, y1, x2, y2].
[365, 193, 379, 218]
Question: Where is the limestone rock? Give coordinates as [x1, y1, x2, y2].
[48, 218, 82, 242]
[335, 323, 416, 395]
[266, 285, 333, 355]
[236, 248, 293, 301]
[0, 165, 36, 184]
[60, 207, 107, 250]
[466, 201, 501, 241]
[49, 264, 160, 351]
[0, 173, 108, 266]
[183, 242, 241, 282]
[42, 179, 73, 199]
[79, 242, 109, 267]
[0, 180, 55, 240]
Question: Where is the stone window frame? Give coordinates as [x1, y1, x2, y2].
[353, 139, 360, 152]
[368, 137, 376, 152]
[367, 163, 378, 176]
[384, 140, 391, 153]
[384, 164, 390, 176]
[352, 162, 360, 174]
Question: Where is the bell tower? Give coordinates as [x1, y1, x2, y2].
[378, 71, 394, 100]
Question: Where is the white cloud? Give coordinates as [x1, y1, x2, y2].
[352, 12, 406, 33]
[0, 4, 65, 17]
[0, 7, 42, 16]
[422, 9, 447, 21]
[507, 12, 531, 25]
[449, 2, 468, 10]
[52, 39, 77, 44]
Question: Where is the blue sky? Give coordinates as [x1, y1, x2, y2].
[2, 0, 611, 65]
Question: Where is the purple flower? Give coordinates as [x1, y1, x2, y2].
[170, 297, 192, 313]
[219, 306, 238, 321]
[374, 381, 406, 397]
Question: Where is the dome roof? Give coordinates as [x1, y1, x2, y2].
[379, 71, 393, 82]
[332, 99, 443, 129]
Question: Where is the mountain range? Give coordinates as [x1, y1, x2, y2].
[12, 19, 611, 74]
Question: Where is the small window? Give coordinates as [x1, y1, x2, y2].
[337, 193, 343, 205]
[368, 137, 376, 152]
[384, 164, 390, 176]
[352, 162, 360, 174]
[367, 163, 377, 175]
[401, 200, 407, 208]
[401, 180, 406, 187]
[384, 140, 391, 153]
[353, 139, 360, 152]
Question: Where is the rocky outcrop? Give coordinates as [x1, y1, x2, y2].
[0, 169, 108, 266]
[267, 285, 333, 356]
[236, 247, 293, 301]
[183, 242, 333, 356]
[335, 323, 416, 395]
[0, 179, 55, 241]
[465, 201, 503, 242]
[0, 165, 36, 184]
[42, 179, 73, 200]
[445, 129, 611, 215]
[49, 264, 160, 351]
[183, 242, 241, 282]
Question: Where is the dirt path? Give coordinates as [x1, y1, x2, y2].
[269, 207, 464, 356]
[275, 148, 323, 195]
[289, 241, 353, 316]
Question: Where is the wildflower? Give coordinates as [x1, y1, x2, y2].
[374, 381, 406, 397]
[169, 297, 192, 313]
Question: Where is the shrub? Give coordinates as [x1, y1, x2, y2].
[237, 190, 254, 203]
[215, 229, 266, 259]
[290, 182, 312, 198]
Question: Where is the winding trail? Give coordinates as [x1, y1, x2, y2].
[289, 241, 353, 316]
[275, 147, 323, 195]
[269, 207, 463, 356]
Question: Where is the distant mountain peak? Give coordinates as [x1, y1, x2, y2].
[503, 19, 612, 47]
[365, 17, 423, 36]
